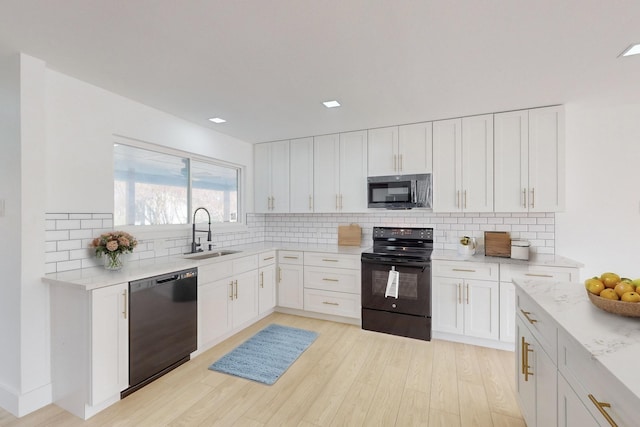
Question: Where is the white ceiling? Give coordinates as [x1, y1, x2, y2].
[0, 1, 639, 144]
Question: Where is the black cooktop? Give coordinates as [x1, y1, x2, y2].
[362, 227, 434, 262]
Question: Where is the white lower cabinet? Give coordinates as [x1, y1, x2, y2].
[258, 251, 277, 314]
[557, 374, 599, 427]
[50, 282, 129, 420]
[277, 251, 304, 309]
[432, 260, 500, 342]
[303, 252, 361, 319]
[198, 255, 259, 351]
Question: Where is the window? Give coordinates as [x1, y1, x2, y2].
[114, 143, 241, 226]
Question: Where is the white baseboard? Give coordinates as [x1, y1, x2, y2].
[0, 381, 52, 418]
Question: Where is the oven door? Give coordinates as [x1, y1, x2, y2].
[361, 257, 431, 316]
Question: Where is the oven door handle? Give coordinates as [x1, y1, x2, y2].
[361, 257, 428, 272]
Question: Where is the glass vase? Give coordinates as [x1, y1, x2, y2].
[104, 252, 123, 270]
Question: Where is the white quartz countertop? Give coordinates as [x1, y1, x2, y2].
[42, 241, 370, 290]
[431, 249, 583, 269]
[513, 278, 640, 400]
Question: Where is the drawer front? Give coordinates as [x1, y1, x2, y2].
[232, 255, 259, 274]
[432, 260, 499, 281]
[501, 264, 578, 283]
[278, 250, 304, 265]
[303, 289, 360, 318]
[258, 250, 277, 267]
[198, 260, 233, 284]
[516, 290, 557, 363]
[558, 330, 638, 427]
[304, 266, 360, 294]
[304, 252, 360, 270]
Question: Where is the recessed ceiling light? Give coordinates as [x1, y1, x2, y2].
[209, 117, 226, 123]
[323, 100, 341, 108]
[620, 43, 640, 57]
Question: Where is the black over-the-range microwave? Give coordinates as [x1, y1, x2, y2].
[367, 174, 432, 209]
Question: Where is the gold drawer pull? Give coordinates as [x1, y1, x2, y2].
[452, 268, 476, 272]
[521, 337, 534, 381]
[322, 258, 339, 262]
[322, 301, 339, 306]
[323, 278, 339, 282]
[525, 273, 553, 278]
[283, 256, 299, 259]
[588, 394, 617, 427]
[520, 309, 538, 324]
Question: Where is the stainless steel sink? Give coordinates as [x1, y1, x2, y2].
[183, 250, 240, 260]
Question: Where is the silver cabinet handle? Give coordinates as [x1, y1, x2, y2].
[452, 268, 476, 272]
[322, 278, 339, 282]
[229, 281, 234, 300]
[283, 256, 299, 259]
[309, 195, 313, 210]
[464, 190, 467, 209]
[322, 258, 339, 262]
[524, 273, 553, 278]
[262, 256, 274, 261]
[530, 188, 535, 208]
[466, 283, 469, 304]
[234, 280, 238, 300]
[457, 190, 460, 208]
[399, 154, 403, 172]
[457, 284, 462, 304]
[322, 301, 339, 306]
[260, 271, 264, 288]
[523, 188, 527, 208]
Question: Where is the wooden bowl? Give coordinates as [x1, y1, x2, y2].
[587, 291, 640, 318]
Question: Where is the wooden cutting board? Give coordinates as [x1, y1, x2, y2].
[338, 224, 362, 246]
[484, 231, 511, 257]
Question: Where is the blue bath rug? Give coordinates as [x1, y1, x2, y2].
[208, 324, 318, 385]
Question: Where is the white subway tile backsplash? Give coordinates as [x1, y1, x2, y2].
[69, 213, 93, 219]
[80, 219, 104, 229]
[55, 219, 81, 230]
[45, 230, 69, 241]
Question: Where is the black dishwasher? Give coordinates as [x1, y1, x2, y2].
[123, 268, 197, 398]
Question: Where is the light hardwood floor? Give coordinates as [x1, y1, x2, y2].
[0, 313, 525, 427]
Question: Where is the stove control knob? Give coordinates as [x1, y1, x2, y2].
[392, 303, 397, 308]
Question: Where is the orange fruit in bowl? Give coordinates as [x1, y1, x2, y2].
[621, 292, 640, 303]
[599, 288, 619, 300]
[600, 272, 621, 288]
[614, 282, 635, 298]
[585, 278, 605, 295]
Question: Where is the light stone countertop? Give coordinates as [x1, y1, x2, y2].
[42, 241, 371, 291]
[431, 249, 583, 269]
[513, 278, 640, 401]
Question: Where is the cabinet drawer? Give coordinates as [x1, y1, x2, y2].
[501, 264, 578, 283]
[278, 250, 303, 265]
[258, 251, 276, 267]
[303, 289, 360, 318]
[304, 252, 360, 270]
[232, 255, 258, 274]
[432, 260, 499, 281]
[304, 266, 360, 294]
[516, 291, 557, 363]
[198, 260, 234, 284]
[558, 329, 638, 427]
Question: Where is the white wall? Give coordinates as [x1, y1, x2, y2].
[0, 52, 22, 414]
[557, 102, 640, 279]
[45, 69, 254, 213]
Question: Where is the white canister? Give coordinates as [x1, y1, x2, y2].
[511, 239, 530, 260]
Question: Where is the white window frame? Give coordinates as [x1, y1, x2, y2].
[113, 135, 247, 235]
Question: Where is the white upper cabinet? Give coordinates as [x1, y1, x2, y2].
[254, 140, 290, 213]
[433, 115, 493, 212]
[494, 106, 565, 212]
[367, 123, 432, 176]
[289, 137, 314, 213]
[314, 131, 367, 212]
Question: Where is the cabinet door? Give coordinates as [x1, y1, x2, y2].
[290, 137, 314, 212]
[278, 264, 304, 309]
[398, 122, 432, 174]
[494, 110, 529, 212]
[232, 270, 258, 327]
[339, 130, 368, 212]
[313, 134, 340, 212]
[558, 374, 600, 427]
[499, 282, 516, 343]
[431, 276, 464, 335]
[269, 140, 290, 213]
[91, 282, 128, 405]
[199, 279, 232, 348]
[432, 118, 462, 212]
[254, 143, 271, 213]
[464, 279, 499, 340]
[516, 318, 536, 427]
[461, 115, 494, 212]
[258, 264, 276, 314]
[528, 106, 565, 212]
[367, 126, 398, 176]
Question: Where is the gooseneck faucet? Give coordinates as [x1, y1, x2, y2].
[191, 207, 212, 253]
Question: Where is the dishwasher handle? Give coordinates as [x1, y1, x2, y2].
[157, 275, 178, 284]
